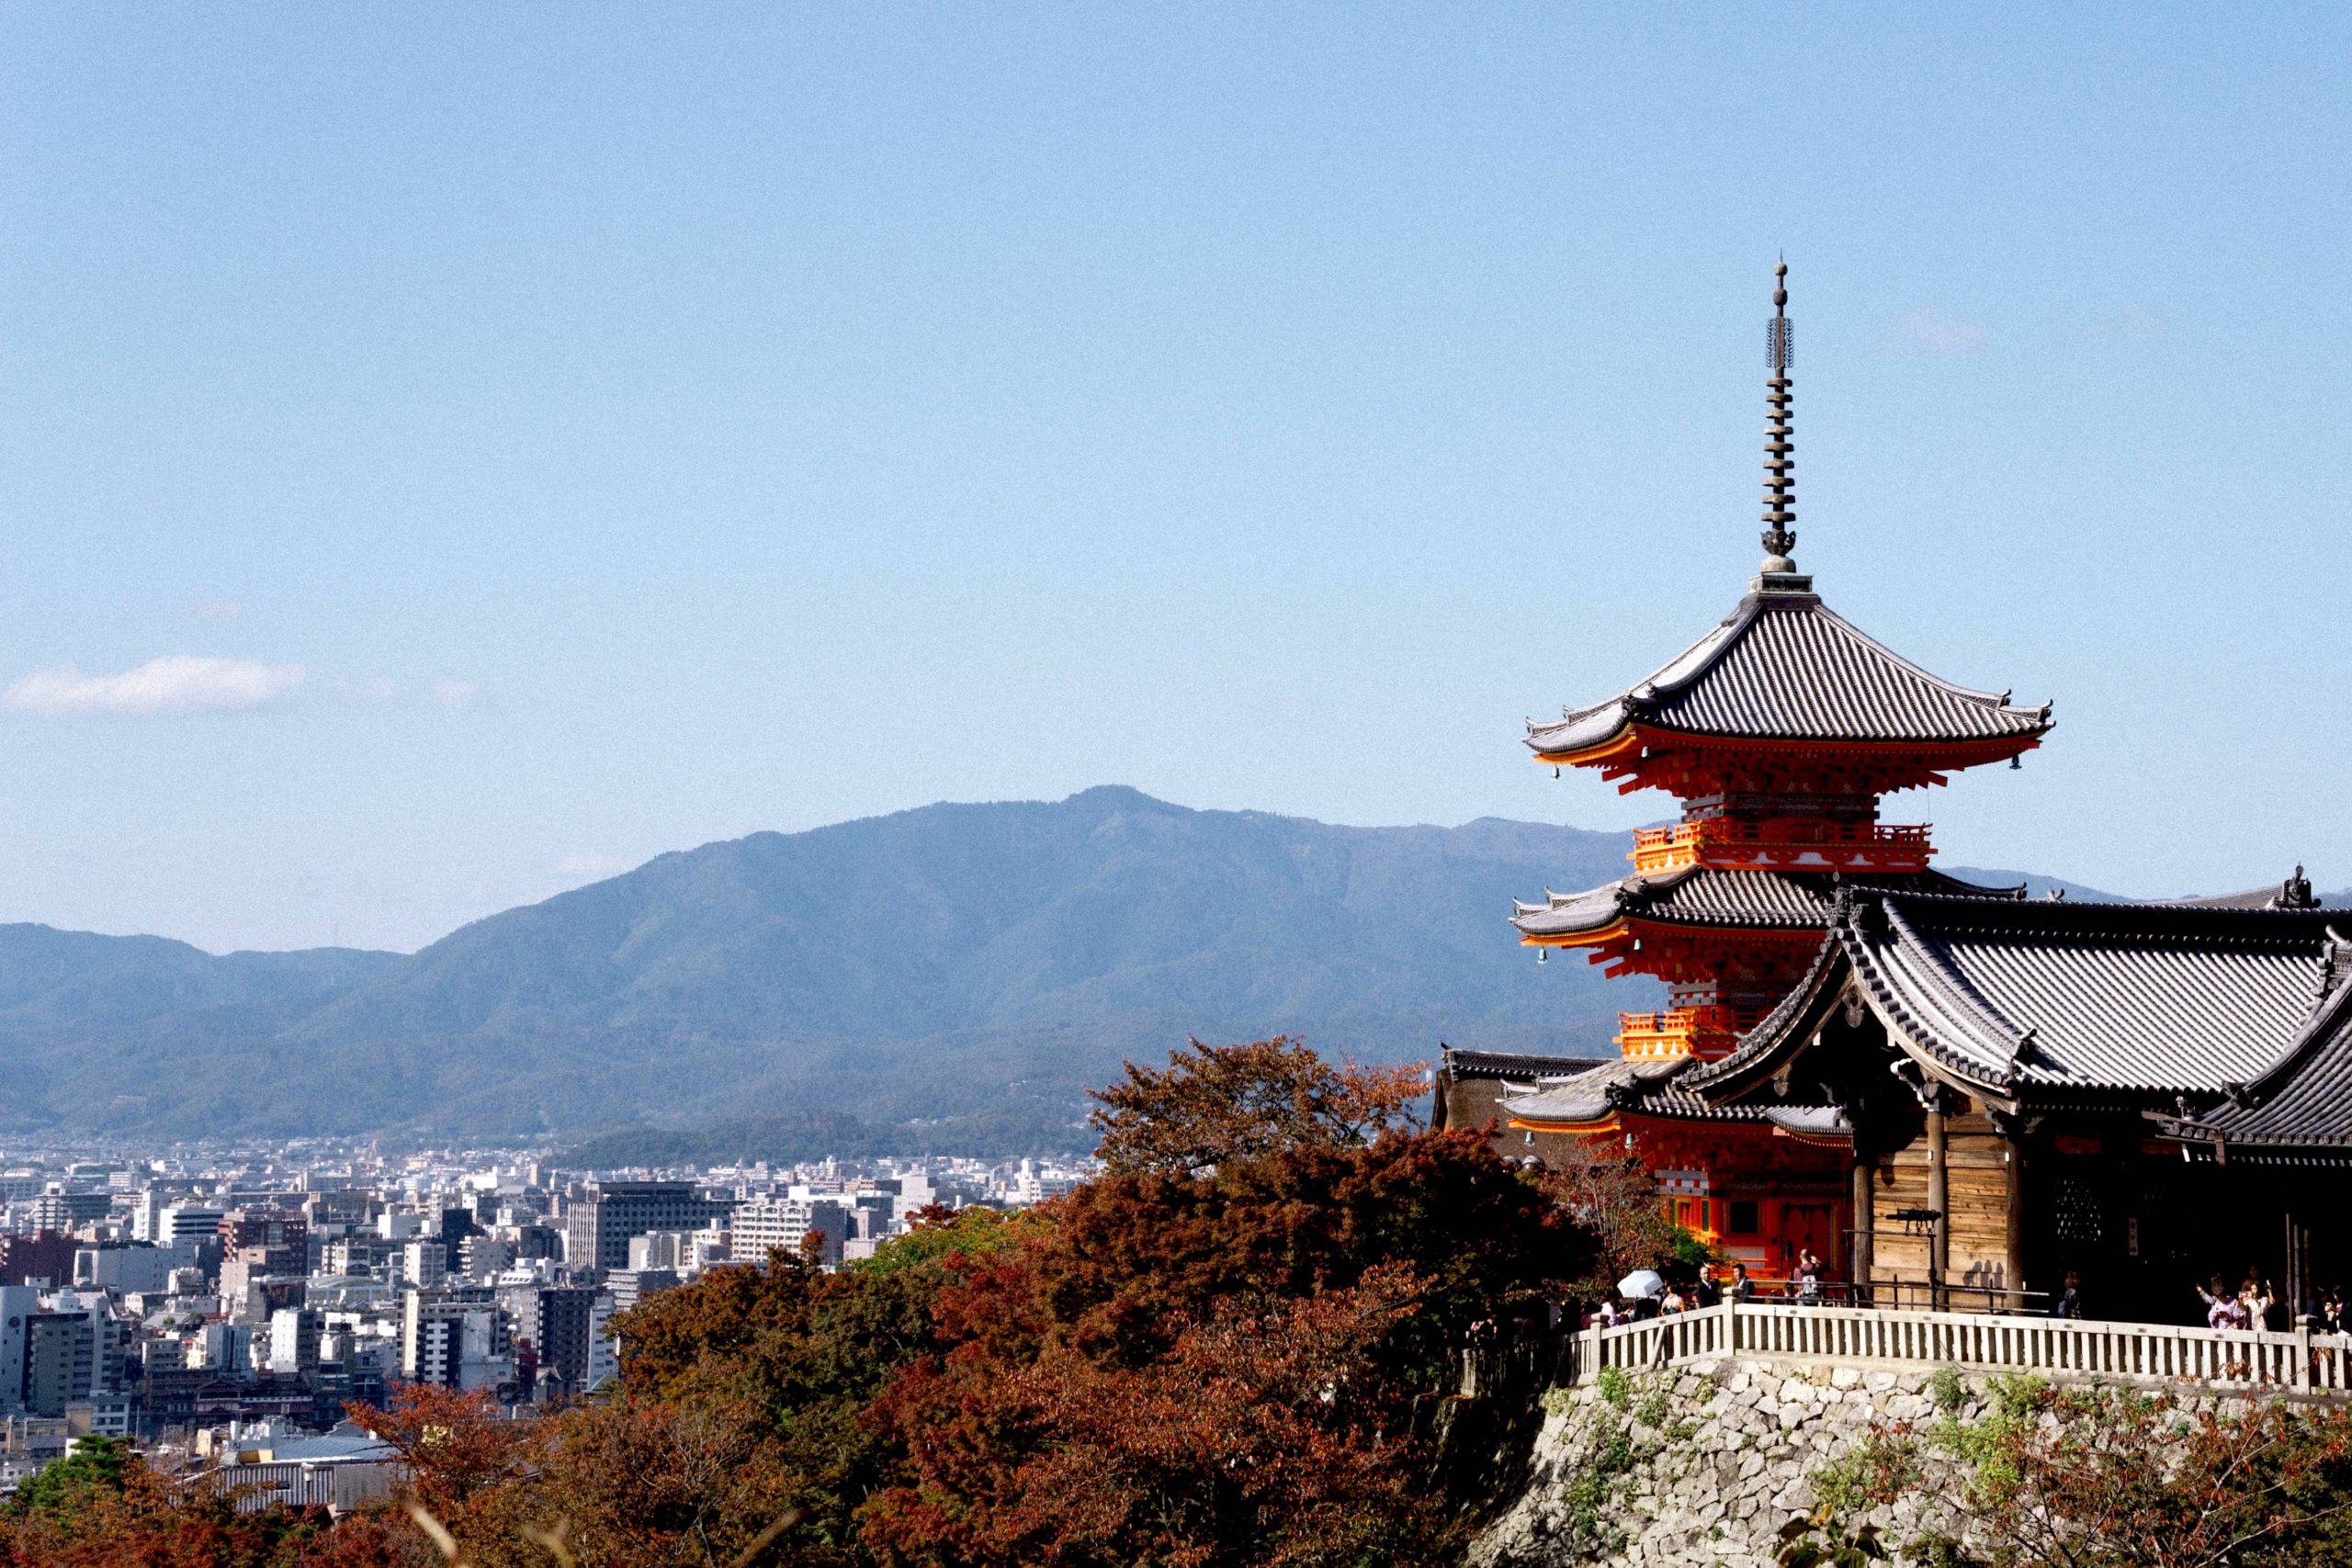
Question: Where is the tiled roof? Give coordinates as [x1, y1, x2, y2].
[1511, 865, 2018, 940]
[1440, 1047, 1616, 1081]
[1527, 591, 2052, 755]
[2183, 953, 2352, 1146]
[1692, 891, 2347, 1101]
[1499, 1055, 1810, 1126]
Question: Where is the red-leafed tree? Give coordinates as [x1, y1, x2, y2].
[1089, 1036, 1427, 1174]
[863, 1263, 1450, 1568]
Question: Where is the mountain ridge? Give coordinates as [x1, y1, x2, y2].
[0, 787, 2324, 1149]
[0, 788, 1644, 1141]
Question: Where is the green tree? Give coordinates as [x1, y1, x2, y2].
[6, 1436, 132, 1519]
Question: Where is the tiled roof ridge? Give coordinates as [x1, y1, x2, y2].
[1872, 887, 2339, 940]
[1866, 897, 2034, 1088]
[1440, 1046, 1616, 1077]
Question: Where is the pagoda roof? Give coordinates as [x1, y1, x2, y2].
[1512, 864, 2018, 942]
[1527, 588, 2053, 761]
[1690, 889, 2347, 1108]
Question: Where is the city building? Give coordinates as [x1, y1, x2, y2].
[401, 1288, 512, 1392]
[563, 1182, 730, 1277]
[730, 1197, 855, 1267]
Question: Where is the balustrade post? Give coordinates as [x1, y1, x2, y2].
[1579, 1319, 1601, 1386]
[2298, 1315, 2315, 1391]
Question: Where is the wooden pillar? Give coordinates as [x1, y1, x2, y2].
[1993, 1112, 2028, 1311]
[2005, 1138, 2027, 1310]
[1926, 1092, 1950, 1312]
[1849, 1140, 1874, 1307]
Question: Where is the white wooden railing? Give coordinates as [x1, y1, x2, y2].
[1566, 1301, 2352, 1393]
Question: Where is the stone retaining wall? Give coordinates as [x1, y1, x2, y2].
[1471, 1357, 1984, 1567]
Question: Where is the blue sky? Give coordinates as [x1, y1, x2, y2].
[2, 5, 2346, 952]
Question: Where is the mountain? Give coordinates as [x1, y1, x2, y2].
[0, 788, 1648, 1145]
[2, 789, 2312, 1152]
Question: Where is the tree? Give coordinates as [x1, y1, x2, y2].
[1538, 1148, 1692, 1301]
[346, 1383, 544, 1525]
[5, 1436, 132, 1520]
[862, 1264, 1454, 1568]
[1089, 1036, 1426, 1174]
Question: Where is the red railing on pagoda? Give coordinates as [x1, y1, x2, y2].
[1630, 818, 1932, 875]
[1615, 1005, 1741, 1061]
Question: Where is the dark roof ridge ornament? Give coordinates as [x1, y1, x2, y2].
[1753, 258, 1812, 596]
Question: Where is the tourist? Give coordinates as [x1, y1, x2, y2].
[1659, 1283, 1689, 1315]
[2240, 1278, 2276, 1332]
[2196, 1276, 2245, 1330]
[1729, 1262, 1755, 1304]
[2323, 1284, 2346, 1335]
[2051, 1270, 2084, 1319]
[1793, 1247, 1825, 1305]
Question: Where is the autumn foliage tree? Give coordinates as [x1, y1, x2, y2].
[1088, 1035, 1426, 1173]
[0, 1036, 1594, 1568]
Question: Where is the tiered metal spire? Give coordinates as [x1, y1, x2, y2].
[1758, 260, 1801, 584]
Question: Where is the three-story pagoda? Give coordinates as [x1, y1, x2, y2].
[1491, 266, 2054, 1274]
[1515, 264, 2052, 1061]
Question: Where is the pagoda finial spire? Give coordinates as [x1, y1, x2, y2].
[1755, 258, 1808, 592]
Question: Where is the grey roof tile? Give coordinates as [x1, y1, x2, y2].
[1510, 864, 2019, 939]
[1692, 892, 2346, 1100]
[1499, 1055, 1808, 1125]
[1527, 591, 2052, 753]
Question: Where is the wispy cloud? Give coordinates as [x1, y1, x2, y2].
[1, 656, 308, 717]
[430, 678, 478, 708]
[1882, 307, 1990, 356]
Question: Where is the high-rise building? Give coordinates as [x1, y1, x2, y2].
[401, 1289, 512, 1392]
[563, 1183, 730, 1277]
[457, 1235, 511, 1281]
[28, 1193, 111, 1234]
[730, 1199, 854, 1267]
[604, 1269, 678, 1311]
[402, 1240, 448, 1291]
[159, 1205, 226, 1247]
[23, 1314, 93, 1418]
[514, 1286, 602, 1397]
[267, 1307, 324, 1374]
[0, 1235, 77, 1290]
[219, 1207, 308, 1268]
[0, 1286, 38, 1415]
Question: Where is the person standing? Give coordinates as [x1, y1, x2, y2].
[1793, 1247, 1825, 1305]
[2051, 1270, 2084, 1319]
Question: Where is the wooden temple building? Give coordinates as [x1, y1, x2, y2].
[1436, 265, 2347, 1319]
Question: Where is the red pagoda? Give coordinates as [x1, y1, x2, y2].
[1483, 265, 2054, 1274]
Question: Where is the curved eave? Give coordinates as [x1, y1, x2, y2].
[1505, 1111, 1623, 1136]
[1515, 919, 1631, 950]
[1516, 915, 1830, 947]
[1527, 723, 1643, 768]
[1542, 722, 2049, 771]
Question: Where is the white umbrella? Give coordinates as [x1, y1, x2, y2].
[1618, 1269, 1665, 1300]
